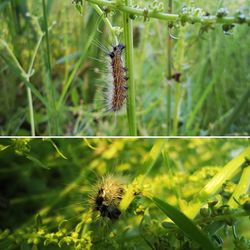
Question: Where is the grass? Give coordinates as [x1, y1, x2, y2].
[0, 138, 250, 249]
[0, 0, 249, 135]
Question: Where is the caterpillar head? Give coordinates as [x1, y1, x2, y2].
[109, 44, 125, 58]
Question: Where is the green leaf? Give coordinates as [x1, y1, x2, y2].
[151, 197, 216, 250]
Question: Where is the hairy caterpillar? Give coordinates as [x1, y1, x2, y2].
[90, 175, 125, 220]
[106, 44, 128, 112]
[92, 41, 128, 113]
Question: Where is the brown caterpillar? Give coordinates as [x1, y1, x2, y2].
[106, 44, 128, 112]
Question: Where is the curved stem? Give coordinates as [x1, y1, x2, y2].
[91, 4, 118, 44]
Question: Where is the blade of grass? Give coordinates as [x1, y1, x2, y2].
[150, 197, 216, 250]
[42, 0, 59, 135]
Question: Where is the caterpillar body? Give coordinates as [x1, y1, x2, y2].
[106, 44, 128, 112]
[90, 175, 124, 220]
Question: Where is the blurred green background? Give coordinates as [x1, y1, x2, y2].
[0, 138, 249, 249]
[0, 0, 249, 136]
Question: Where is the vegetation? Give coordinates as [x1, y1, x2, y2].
[0, 0, 249, 136]
[0, 138, 250, 249]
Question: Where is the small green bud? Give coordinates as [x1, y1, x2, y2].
[235, 11, 246, 24]
[217, 8, 229, 18]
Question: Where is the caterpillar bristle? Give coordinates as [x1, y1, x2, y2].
[90, 175, 125, 220]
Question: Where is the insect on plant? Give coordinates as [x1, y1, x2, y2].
[71, 0, 250, 136]
[0, 1, 249, 136]
[0, 139, 250, 249]
[106, 44, 128, 112]
[90, 175, 125, 219]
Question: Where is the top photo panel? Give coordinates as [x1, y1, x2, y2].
[0, 0, 249, 136]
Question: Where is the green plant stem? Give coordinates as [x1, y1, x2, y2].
[91, 4, 118, 44]
[123, 0, 137, 135]
[86, 0, 250, 25]
[26, 88, 35, 136]
[26, 35, 44, 136]
[42, 0, 59, 135]
[166, 0, 173, 135]
[42, 0, 52, 76]
[228, 164, 250, 208]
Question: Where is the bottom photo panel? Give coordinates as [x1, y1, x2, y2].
[0, 138, 250, 250]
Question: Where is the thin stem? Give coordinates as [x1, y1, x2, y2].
[123, 0, 137, 135]
[26, 88, 35, 136]
[42, 0, 59, 135]
[42, 0, 52, 75]
[28, 35, 44, 76]
[166, 0, 173, 135]
[86, 0, 250, 25]
[91, 4, 118, 44]
[25, 35, 44, 137]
